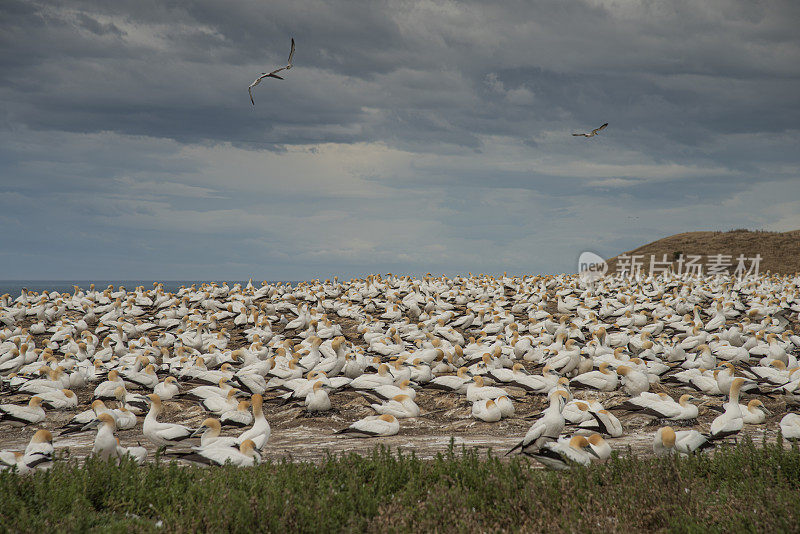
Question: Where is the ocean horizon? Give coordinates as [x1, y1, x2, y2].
[0, 280, 301, 296]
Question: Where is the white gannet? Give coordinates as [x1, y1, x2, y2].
[465, 375, 509, 402]
[572, 123, 608, 138]
[507, 391, 568, 455]
[220, 400, 253, 428]
[779, 413, 800, 440]
[708, 377, 745, 441]
[249, 38, 295, 105]
[570, 362, 618, 391]
[653, 426, 713, 456]
[305, 381, 332, 412]
[174, 439, 261, 467]
[531, 435, 598, 469]
[587, 433, 612, 461]
[236, 394, 271, 449]
[578, 409, 623, 437]
[85, 412, 120, 461]
[142, 394, 196, 447]
[154, 376, 180, 400]
[335, 414, 400, 437]
[371, 394, 419, 419]
[472, 398, 502, 422]
[0, 396, 46, 427]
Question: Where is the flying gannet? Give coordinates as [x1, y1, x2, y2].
[249, 38, 295, 105]
[572, 123, 608, 137]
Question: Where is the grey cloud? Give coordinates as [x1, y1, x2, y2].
[0, 0, 798, 279]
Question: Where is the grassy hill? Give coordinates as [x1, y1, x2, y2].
[605, 229, 800, 277]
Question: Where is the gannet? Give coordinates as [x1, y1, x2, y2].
[653, 426, 713, 456]
[472, 398, 502, 422]
[0, 396, 45, 427]
[371, 394, 419, 419]
[143, 394, 196, 447]
[779, 413, 800, 440]
[708, 377, 745, 441]
[572, 123, 608, 138]
[530, 435, 598, 469]
[174, 439, 261, 467]
[249, 38, 295, 105]
[507, 391, 568, 455]
[335, 414, 400, 437]
[305, 380, 332, 412]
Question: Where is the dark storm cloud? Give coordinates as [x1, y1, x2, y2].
[0, 0, 798, 279]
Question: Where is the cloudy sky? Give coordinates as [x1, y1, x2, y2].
[1, 0, 799, 280]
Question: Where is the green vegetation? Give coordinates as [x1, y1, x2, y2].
[2, 438, 799, 533]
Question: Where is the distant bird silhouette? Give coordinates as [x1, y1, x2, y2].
[572, 123, 608, 138]
[249, 38, 295, 105]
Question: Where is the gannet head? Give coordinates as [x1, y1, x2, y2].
[659, 426, 676, 448]
[31, 429, 53, 444]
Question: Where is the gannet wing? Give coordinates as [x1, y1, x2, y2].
[287, 38, 295, 66]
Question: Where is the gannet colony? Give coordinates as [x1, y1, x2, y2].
[2, 272, 800, 472]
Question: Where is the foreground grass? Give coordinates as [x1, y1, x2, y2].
[2, 438, 799, 533]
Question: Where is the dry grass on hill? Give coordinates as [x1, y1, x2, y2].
[605, 229, 800, 277]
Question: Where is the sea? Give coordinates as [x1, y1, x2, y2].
[0, 280, 301, 296]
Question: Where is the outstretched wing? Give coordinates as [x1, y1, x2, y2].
[592, 123, 608, 135]
[572, 133, 587, 137]
[287, 38, 295, 66]
[249, 86, 255, 105]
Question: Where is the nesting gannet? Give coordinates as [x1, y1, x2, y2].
[305, 380, 332, 412]
[653, 426, 713, 456]
[587, 433, 612, 461]
[236, 394, 271, 449]
[174, 439, 261, 467]
[220, 400, 253, 427]
[578, 409, 623, 437]
[779, 413, 800, 440]
[371, 394, 420, 419]
[572, 123, 608, 138]
[335, 414, 400, 437]
[465, 375, 509, 402]
[154, 376, 180, 400]
[249, 38, 295, 105]
[36, 388, 78, 410]
[530, 435, 598, 469]
[22, 429, 54, 470]
[0, 396, 46, 427]
[472, 398, 502, 422]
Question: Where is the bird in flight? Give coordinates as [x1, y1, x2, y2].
[249, 38, 295, 105]
[572, 123, 608, 138]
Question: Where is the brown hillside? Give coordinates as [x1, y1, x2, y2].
[605, 229, 800, 277]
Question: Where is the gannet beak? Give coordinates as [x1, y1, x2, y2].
[82, 419, 102, 431]
[586, 446, 600, 458]
[190, 427, 205, 438]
